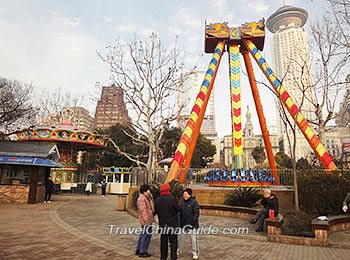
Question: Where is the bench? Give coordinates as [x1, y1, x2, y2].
[200, 204, 284, 235]
[312, 215, 350, 240]
[199, 204, 259, 220]
[265, 214, 284, 235]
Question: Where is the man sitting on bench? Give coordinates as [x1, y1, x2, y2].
[343, 192, 350, 213]
[249, 189, 279, 232]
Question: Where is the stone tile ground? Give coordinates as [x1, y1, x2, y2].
[1, 195, 350, 259]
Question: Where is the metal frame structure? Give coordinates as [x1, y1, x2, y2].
[165, 20, 337, 185]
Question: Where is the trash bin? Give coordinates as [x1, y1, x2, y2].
[116, 195, 127, 211]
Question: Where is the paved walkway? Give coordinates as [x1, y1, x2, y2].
[1, 195, 350, 259]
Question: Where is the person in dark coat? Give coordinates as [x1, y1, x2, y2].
[177, 188, 200, 260]
[101, 178, 107, 197]
[342, 192, 350, 213]
[44, 176, 54, 203]
[249, 189, 279, 232]
[154, 183, 180, 260]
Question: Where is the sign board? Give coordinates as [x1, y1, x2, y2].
[343, 142, 350, 153]
[103, 167, 132, 174]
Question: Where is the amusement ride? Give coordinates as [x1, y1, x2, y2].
[165, 19, 337, 186]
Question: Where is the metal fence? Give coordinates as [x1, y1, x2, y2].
[131, 167, 289, 187]
[131, 167, 350, 190]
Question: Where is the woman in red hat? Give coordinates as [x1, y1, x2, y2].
[155, 183, 180, 260]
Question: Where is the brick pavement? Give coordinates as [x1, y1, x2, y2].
[1, 195, 350, 260]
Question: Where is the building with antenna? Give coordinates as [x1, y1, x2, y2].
[267, 4, 316, 160]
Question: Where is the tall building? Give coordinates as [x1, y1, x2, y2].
[177, 71, 220, 164]
[323, 126, 342, 161]
[60, 107, 94, 131]
[336, 74, 350, 128]
[336, 74, 350, 167]
[93, 84, 131, 130]
[267, 5, 316, 159]
[222, 107, 279, 168]
[41, 107, 93, 132]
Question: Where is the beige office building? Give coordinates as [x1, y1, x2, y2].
[267, 5, 317, 160]
[41, 107, 93, 132]
[177, 71, 220, 164]
[61, 107, 94, 131]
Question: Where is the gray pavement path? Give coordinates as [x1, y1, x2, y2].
[1, 195, 350, 260]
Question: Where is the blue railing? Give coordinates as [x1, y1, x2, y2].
[203, 168, 275, 184]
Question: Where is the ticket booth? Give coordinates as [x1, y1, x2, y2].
[103, 166, 132, 194]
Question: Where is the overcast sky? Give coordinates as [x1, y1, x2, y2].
[0, 0, 326, 138]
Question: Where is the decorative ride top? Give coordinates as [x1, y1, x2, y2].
[17, 124, 108, 148]
[205, 19, 266, 53]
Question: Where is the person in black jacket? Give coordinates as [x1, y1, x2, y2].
[249, 189, 279, 232]
[342, 192, 350, 213]
[44, 176, 54, 203]
[101, 178, 107, 197]
[177, 188, 199, 260]
[154, 183, 180, 260]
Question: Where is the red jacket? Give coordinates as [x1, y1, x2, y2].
[137, 193, 154, 226]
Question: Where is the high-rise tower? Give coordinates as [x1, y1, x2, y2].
[336, 74, 350, 167]
[267, 5, 316, 159]
[93, 84, 131, 130]
[336, 74, 350, 128]
[177, 71, 220, 164]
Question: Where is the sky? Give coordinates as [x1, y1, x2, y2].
[0, 0, 327, 138]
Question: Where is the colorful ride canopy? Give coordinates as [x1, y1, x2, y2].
[16, 124, 108, 148]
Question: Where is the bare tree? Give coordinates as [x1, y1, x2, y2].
[274, 0, 349, 209]
[99, 33, 192, 182]
[251, 70, 301, 211]
[0, 77, 37, 139]
[37, 87, 84, 125]
[327, 0, 350, 49]
[275, 81, 301, 212]
[309, 0, 350, 140]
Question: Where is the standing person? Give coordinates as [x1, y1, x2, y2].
[44, 176, 54, 203]
[249, 189, 279, 232]
[135, 184, 154, 258]
[85, 181, 92, 196]
[155, 183, 180, 260]
[177, 188, 200, 260]
[342, 192, 350, 213]
[101, 178, 107, 197]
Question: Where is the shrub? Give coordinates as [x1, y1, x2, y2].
[336, 169, 350, 183]
[224, 187, 263, 207]
[282, 211, 314, 237]
[298, 172, 350, 215]
[131, 189, 140, 210]
[131, 180, 184, 210]
[168, 179, 185, 202]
